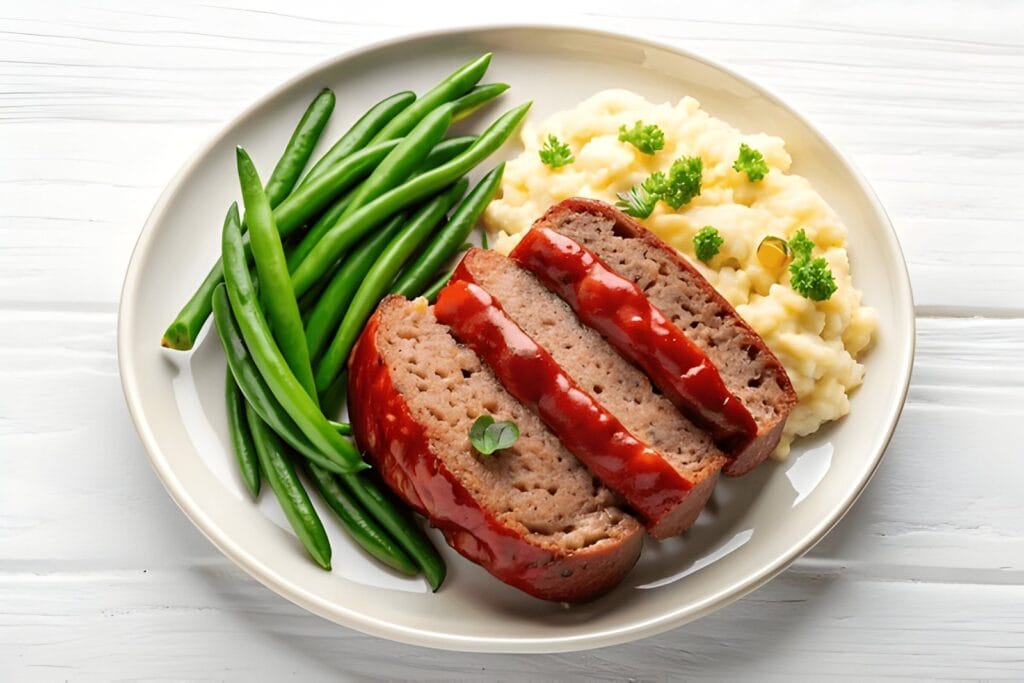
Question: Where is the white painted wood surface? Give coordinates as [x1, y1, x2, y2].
[2, 1, 1022, 679]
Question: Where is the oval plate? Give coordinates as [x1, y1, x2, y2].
[118, 25, 914, 653]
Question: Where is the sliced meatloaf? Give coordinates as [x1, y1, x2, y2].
[522, 198, 797, 476]
[347, 295, 643, 602]
[447, 248, 728, 539]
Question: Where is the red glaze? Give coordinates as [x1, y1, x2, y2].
[348, 298, 642, 602]
[510, 227, 758, 452]
[435, 278, 696, 528]
[532, 198, 799, 477]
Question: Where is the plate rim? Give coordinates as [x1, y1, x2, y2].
[117, 21, 916, 653]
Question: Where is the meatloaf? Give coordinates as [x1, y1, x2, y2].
[445, 248, 727, 538]
[347, 295, 643, 602]
[520, 198, 797, 476]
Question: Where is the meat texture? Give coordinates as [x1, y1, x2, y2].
[347, 296, 643, 602]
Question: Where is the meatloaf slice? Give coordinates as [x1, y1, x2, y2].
[347, 295, 643, 602]
[450, 248, 727, 539]
[530, 198, 798, 476]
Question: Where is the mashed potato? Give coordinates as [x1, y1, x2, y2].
[485, 90, 876, 458]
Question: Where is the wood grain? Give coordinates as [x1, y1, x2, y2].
[2, 0, 1022, 679]
[2, 568, 1022, 680]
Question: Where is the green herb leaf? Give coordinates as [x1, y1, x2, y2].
[788, 229, 815, 262]
[789, 257, 837, 301]
[786, 229, 837, 301]
[538, 134, 574, 168]
[615, 172, 666, 219]
[661, 155, 703, 209]
[618, 120, 666, 155]
[733, 143, 769, 182]
[693, 225, 724, 262]
[469, 414, 520, 455]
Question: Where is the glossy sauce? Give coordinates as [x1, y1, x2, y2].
[435, 278, 695, 525]
[348, 304, 634, 602]
[510, 227, 758, 451]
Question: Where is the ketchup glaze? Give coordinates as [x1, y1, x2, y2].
[435, 278, 696, 526]
[510, 227, 758, 451]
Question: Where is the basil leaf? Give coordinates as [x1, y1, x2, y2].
[488, 420, 519, 451]
[469, 415, 494, 452]
[469, 414, 519, 455]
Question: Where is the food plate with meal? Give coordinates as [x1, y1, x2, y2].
[118, 25, 913, 652]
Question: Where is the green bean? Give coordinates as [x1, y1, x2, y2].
[370, 53, 491, 144]
[265, 88, 336, 205]
[422, 136, 479, 166]
[451, 83, 509, 122]
[220, 203, 367, 474]
[160, 89, 333, 352]
[213, 280, 443, 583]
[305, 213, 406, 363]
[298, 104, 454, 347]
[344, 475, 446, 590]
[213, 283, 347, 475]
[328, 420, 352, 435]
[419, 243, 473, 303]
[287, 194, 354, 273]
[298, 91, 414, 188]
[319, 370, 349, 420]
[479, 224, 489, 250]
[390, 163, 504, 298]
[305, 463, 417, 575]
[291, 102, 531, 298]
[339, 104, 453, 223]
[315, 179, 469, 392]
[237, 147, 317, 398]
[421, 270, 451, 304]
[246, 403, 332, 570]
[161, 139, 400, 351]
[225, 370, 261, 499]
[271, 139, 399, 238]
[297, 259, 342, 318]
[286, 135, 476, 274]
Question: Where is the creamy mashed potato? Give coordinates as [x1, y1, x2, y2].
[485, 90, 876, 457]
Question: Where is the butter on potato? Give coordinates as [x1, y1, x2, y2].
[486, 90, 876, 458]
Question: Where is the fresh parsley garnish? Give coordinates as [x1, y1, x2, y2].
[788, 228, 815, 262]
[614, 155, 703, 218]
[615, 172, 666, 218]
[733, 143, 769, 182]
[538, 134, 574, 168]
[693, 226, 724, 262]
[787, 229, 837, 301]
[469, 415, 520, 455]
[661, 155, 703, 209]
[618, 120, 665, 155]
[790, 257, 838, 301]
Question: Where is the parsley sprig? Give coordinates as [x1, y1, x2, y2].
[539, 134, 574, 168]
[616, 172, 665, 218]
[661, 156, 703, 209]
[787, 229, 837, 301]
[693, 226, 724, 262]
[615, 155, 704, 218]
[733, 143, 769, 182]
[618, 120, 665, 155]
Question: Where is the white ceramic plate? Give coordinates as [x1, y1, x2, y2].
[118, 25, 914, 653]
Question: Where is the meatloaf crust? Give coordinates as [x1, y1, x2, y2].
[531, 198, 798, 476]
[348, 296, 643, 602]
[451, 248, 726, 538]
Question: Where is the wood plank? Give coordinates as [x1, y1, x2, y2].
[1, 313, 1020, 574]
[0, 4, 1020, 312]
[1, 567, 1021, 679]
[3, 1, 1023, 677]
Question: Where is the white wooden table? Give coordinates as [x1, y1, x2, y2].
[3, 2, 1022, 679]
